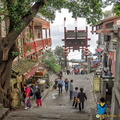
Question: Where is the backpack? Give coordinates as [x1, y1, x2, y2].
[30, 88, 33, 96]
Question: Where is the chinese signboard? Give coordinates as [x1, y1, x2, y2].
[93, 77, 100, 92]
[65, 39, 87, 47]
[66, 31, 75, 38]
[66, 31, 86, 38]
[77, 31, 86, 37]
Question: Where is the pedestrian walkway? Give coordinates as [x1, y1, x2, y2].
[4, 74, 97, 120]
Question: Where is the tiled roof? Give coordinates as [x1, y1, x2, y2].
[12, 60, 38, 75]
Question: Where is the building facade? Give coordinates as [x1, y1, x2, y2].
[0, 12, 52, 108]
[91, 16, 120, 119]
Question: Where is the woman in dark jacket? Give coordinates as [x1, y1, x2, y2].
[77, 88, 87, 111]
[35, 88, 42, 106]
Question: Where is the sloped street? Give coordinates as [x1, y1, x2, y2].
[4, 74, 97, 120]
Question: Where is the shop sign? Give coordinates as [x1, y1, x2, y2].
[77, 31, 86, 37]
[66, 31, 75, 38]
[93, 77, 100, 92]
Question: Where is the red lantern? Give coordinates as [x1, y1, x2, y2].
[64, 48, 68, 50]
[64, 51, 69, 53]
[24, 53, 26, 57]
[85, 48, 88, 51]
[24, 43, 28, 46]
[85, 54, 88, 56]
[85, 51, 89, 53]
[34, 44, 37, 47]
[34, 41, 37, 44]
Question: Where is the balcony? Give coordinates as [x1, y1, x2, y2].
[25, 38, 52, 56]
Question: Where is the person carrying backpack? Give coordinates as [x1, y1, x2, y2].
[23, 84, 33, 109]
[97, 97, 107, 120]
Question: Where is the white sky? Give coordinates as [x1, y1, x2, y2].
[50, 5, 113, 60]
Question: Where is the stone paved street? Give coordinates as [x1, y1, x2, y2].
[4, 74, 97, 120]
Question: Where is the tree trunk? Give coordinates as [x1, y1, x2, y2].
[0, 42, 18, 108]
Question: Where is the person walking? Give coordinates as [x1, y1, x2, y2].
[33, 83, 38, 99]
[72, 87, 79, 108]
[58, 71, 63, 77]
[24, 84, 33, 109]
[70, 80, 74, 99]
[35, 88, 42, 107]
[97, 97, 107, 120]
[64, 78, 69, 92]
[57, 77, 64, 95]
[53, 78, 58, 89]
[77, 88, 87, 111]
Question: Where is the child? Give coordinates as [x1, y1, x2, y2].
[35, 88, 42, 107]
[97, 97, 107, 120]
[72, 87, 79, 108]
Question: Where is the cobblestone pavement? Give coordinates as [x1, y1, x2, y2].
[4, 74, 97, 120]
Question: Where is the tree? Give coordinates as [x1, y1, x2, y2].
[0, 0, 119, 108]
[54, 46, 64, 58]
[54, 46, 66, 67]
[42, 50, 61, 74]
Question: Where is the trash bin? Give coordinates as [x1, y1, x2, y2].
[37, 79, 46, 92]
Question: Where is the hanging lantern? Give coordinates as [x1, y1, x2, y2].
[64, 51, 69, 54]
[24, 53, 26, 57]
[85, 51, 89, 53]
[24, 43, 28, 46]
[34, 41, 37, 44]
[64, 48, 68, 51]
[85, 54, 88, 56]
[85, 48, 88, 51]
[84, 47, 89, 56]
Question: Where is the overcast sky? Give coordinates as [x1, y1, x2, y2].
[50, 5, 112, 60]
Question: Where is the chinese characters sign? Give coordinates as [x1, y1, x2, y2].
[65, 39, 87, 47]
[66, 31, 86, 38]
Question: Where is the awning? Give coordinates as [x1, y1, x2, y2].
[25, 66, 39, 80]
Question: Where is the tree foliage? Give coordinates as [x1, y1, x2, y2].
[0, 0, 119, 28]
[42, 50, 61, 74]
[54, 46, 65, 59]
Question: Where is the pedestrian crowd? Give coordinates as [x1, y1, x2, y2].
[54, 71, 107, 120]
[66, 67, 87, 75]
[22, 70, 107, 120]
[22, 83, 42, 110]
[53, 74, 88, 112]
